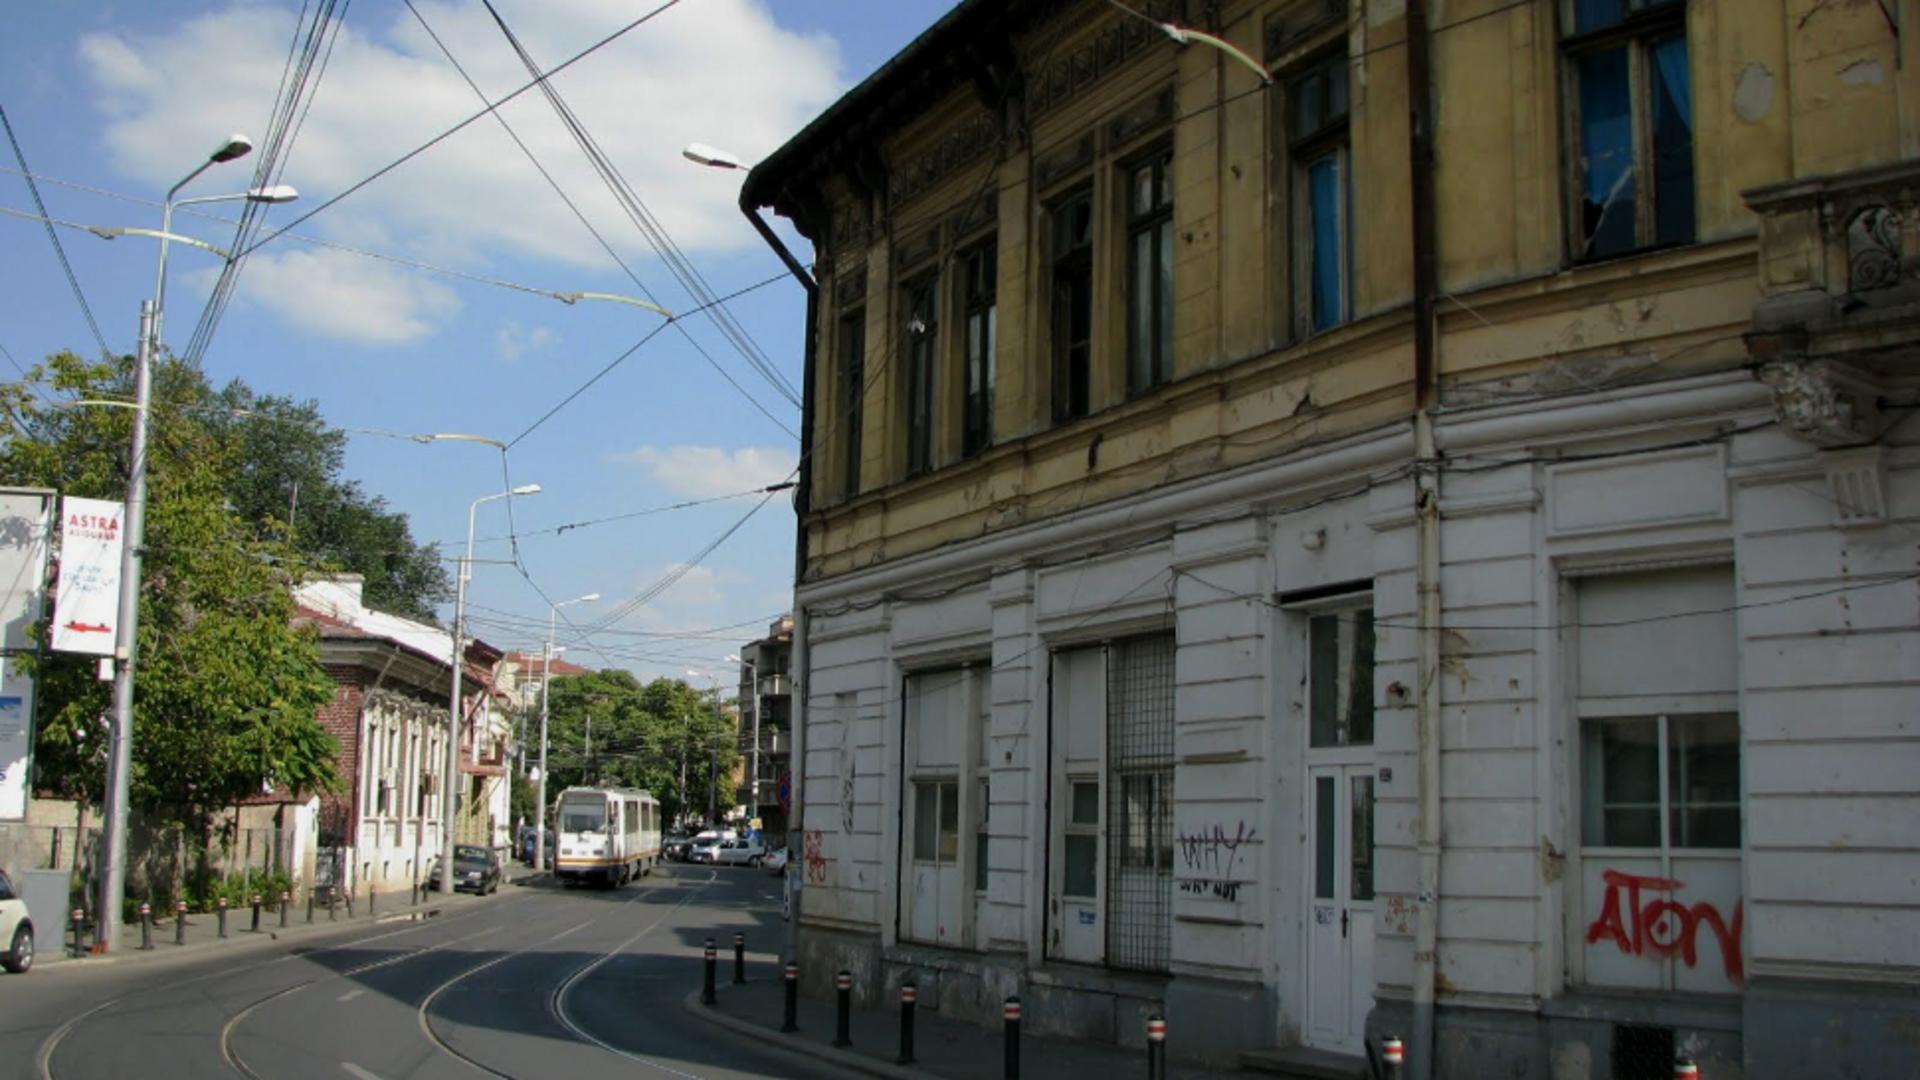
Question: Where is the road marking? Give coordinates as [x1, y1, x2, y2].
[337, 989, 365, 1002]
[341, 1064, 386, 1080]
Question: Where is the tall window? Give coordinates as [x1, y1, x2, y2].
[1051, 191, 1093, 422]
[1563, 0, 1693, 259]
[904, 278, 938, 476]
[962, 241, 997, 457]
[1309, 605, 1374, 748]
[1289, 53, 1351, 334]
[839, 309, 865, 498]
[1127, 152, 1173, 394]
[1574, 565, 1742, 992]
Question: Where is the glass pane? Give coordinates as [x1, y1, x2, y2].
[1071, 780, 1099, 825]
[1649, 35, 1695, 246]
[1576, 46, 1636, 257]
[1308, 154, 1343, 330]
[1582, 718, 1661, 847]
[1347, 610, 1375, 745]
[940, 781, 960, 861]
[1314, 775, 1335, 899]
[1064, 834, 1097, 897]
[977, 778, 991, 890]
[1293, 68, 1325, 133]
[1309, 613, 1340, 747]
[1133, 161, 1156, 216]
[1155, 218, 1173, 384]
[1053, 194, 1091, 257]
[1327, 60, 1349, 122]
[1669, 714, 1740, 848]
[914, 782, 939, 861]
[1571, 0, 1624, 33]
[1350, 775, 1375, 901]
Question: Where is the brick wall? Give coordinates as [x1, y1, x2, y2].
[316, 662, 365, 845]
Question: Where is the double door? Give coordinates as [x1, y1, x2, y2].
[1306, 762, 1375, 1054]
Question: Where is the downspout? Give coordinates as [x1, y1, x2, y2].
[1406, 0, 1444, 1077]
[738, 193, 819, 970]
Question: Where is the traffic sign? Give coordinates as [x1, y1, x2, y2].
[777, 771, 793, 812]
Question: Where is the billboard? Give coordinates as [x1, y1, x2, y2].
[0, 489, 53, 821]
[51, 496, 124, 656]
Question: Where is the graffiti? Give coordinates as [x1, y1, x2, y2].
[1585, 868, 1744, 984]
[1381, 894, 1416, 936]
[840, 759, 856, 835]
[803, 829, 829, 886]
[1177, 879, 1241, 901]
[1174, 822, 1254, 903]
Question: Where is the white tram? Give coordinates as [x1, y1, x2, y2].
[554, 786, 661, 886]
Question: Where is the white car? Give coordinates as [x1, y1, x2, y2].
[684, 830, 736, 864]
[763, 847, 790, 876]
[0, 869, 34, 973]
[710, 837, 767, 867]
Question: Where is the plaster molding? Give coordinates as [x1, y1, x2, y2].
[1755, 358, 1881, 448]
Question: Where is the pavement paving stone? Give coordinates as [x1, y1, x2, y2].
[690, 971, 1234, 1079]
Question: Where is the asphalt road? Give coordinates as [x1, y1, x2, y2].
[0, 864, 833, 1080]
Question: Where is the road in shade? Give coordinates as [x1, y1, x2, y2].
[0, 864, 831, 1080]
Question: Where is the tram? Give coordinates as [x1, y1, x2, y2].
[553, 786, 661, 886]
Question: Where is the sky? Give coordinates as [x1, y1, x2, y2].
[0, 0, 954, 687]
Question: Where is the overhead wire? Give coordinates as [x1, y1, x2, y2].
[0, 105, 114, 360]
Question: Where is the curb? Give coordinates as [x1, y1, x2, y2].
[678, 986, 929, 1080]
[37, 899, 463, 973]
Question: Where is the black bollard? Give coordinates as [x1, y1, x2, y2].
[733, 931, 746, 984]
[344, 885, 355, 918]
[328, 888, 338, 922]
[701, 937, 717, 1005]
[834, 970, 852, 1048]
[1003, 996, 1022, 1080]
[69, 907, 84, 958]
[250, 894, 262, 933]
[1146, 1015, 1167, 1080]
[411, 875, 420, 906]
[174, 900, 187, 945]
[897, 983, 917, 1065]
[781, 961, 799, 1033]
[306, 889, 315, 924]
[217, 896, 229, 939]
[280, 890, 290, 929]
[369, 884, 377, 918]
[139, 902, 153, 951]
[1383, 1035, 1404, 1078]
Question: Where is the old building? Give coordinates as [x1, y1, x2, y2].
[735, 614, 795, 836]
[745, 0, 1919, 1076]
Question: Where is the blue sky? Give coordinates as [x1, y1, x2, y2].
[1, 1, 952, 682]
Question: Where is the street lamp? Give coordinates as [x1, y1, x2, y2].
[97, 133, 297, 954]
[727, 653, 761, 828]
[440, 482, 541, 894]
[536, 591, 598, 874]
[681, 142, 745, 170]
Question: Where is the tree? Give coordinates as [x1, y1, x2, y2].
[0, 351, 342, 831]
[543, 672, 738, 827]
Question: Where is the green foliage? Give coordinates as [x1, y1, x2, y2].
[0, 351, 344, 827]
[542, 672, 739, 827]
[176, 866, 298, 916]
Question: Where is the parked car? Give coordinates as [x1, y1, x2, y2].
[663, 830, 692, 862]
[683, 830, 735, 864]
[0, 869, 32, 973]
[763, 847, 789, 876]
[709, 836, 767, 867]
[430, 844, 503, 894]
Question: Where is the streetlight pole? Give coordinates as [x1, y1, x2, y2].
[536, 592, 597, 874]
[441, 483, 541, 894]
[728, 653, 760, 828]
[98, 134, 295, 954]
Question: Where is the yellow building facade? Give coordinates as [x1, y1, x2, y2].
[746, 1, 1920, 1075]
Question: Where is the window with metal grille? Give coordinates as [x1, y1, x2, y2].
[1106, 632, 1174, 972]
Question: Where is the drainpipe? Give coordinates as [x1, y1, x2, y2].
[1406, 0, 1443, 1077]
[737, 192, 818, 971]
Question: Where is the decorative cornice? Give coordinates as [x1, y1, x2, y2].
[889, 110, 999, 207]
[1754, 358, 1881, 448]
[1264, 0, 1345, 65]
[1030, 1, 1189, 118]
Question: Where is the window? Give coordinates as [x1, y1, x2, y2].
[1064, 779, 1100, 897]
[913, 781, 961, 861]
[1051, 191, 1094, 422]
[1574, 565, 1742, 992]
[903, 666, 989, 947]
[1308, 605, 1374, 747]
[961, 242, 997, 457]
[904, 279, 938, 476]
[839, 309, 865, 497]
[1127, 151, 1173, 394]
[1563, 0, 1693, 259]
[1105, 633, 1174, 971]
[1288, 53, 1351, 334]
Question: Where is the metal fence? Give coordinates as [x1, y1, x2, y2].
[1, 822, 305, 919]
[1106, 632, 1175, 973]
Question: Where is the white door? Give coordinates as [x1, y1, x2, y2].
[1050, 647, 1106, 964]
[1306, 764, 1375, 1053]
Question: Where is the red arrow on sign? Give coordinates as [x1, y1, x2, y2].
[64, 621, 111, 634]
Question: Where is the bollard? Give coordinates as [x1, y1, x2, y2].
[306, 888, 315, 924]
[344, 886, 355, 918]
[369, 884, 377, 918]
[1146, 1015, 1167, 1080]
[834, 971, 853, 1048]
[69, 908, 84, 958]
[1003, 996, 1022, 1080]
[328, 888, 338, 922]
[1674, 1061, 1700, 1080]
[175, 900, 187, 945]
[897, 983, 918, 1065]
[250, 894, 262, 933]
[733, 931, 746, 984]
[781, 961, 799, 1033]
[701, 937, 718, 1005]
[139, 902, 153, 951]
[217, 896, 229, 939]
[280, 890, 290, 929]
[1382, 1035, 1405, 1076]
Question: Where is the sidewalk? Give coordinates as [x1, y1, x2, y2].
[39, 868, 529, 970]
[684, 972, 1235, 1079]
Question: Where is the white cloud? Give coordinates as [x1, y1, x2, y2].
[79, 0, 842, 339]
[233, 248, 460, 345]
[496, 321, 555, 360]
[615, 444, 796, 499]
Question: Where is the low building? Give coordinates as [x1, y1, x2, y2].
[745, 1, 1920, 1077]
